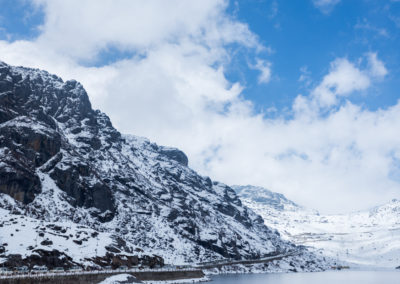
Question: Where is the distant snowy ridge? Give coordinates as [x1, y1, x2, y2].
[234, 185, 400, 268]
[233, 185, 303, 212]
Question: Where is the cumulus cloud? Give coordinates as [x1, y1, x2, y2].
[0, 1, 399, 213]
[311, 58, 371, 108]
[31, 0, 262, 61]
[293, 54, 388, 112]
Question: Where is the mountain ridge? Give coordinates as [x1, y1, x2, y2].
[0, 61, 328, 272]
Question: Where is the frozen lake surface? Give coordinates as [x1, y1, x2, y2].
[210, 270, 400, 284]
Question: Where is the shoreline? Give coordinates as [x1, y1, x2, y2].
[0, 269, 205, 284]
[2, 266, 399, 284]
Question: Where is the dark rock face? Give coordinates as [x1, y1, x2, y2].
[0, 117, 61, 167]
[49, 163, 115, 214]
[158, 146, 189, 166]
[0, 63, 116, 217]
[0, 62, 305, 266]
[0, 151, 41, 204]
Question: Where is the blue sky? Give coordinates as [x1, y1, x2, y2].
[0, 0, 43, 40]
[227, 0, 400, 113]
[1, 0, 400, 212]
[2, 0, 399, 113]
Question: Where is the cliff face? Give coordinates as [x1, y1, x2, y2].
[0, 62, 325, 270]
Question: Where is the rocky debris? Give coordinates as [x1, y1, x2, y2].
[88, 253, 163, 269]
[3, 249, 76, 270]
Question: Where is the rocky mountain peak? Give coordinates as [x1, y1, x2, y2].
[232, 185, 300, 211]
[0, 62, 326, 270]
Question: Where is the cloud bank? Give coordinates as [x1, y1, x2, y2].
[0, 0, 399, 213]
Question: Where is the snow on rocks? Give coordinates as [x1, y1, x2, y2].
[0, 62, 326, 271]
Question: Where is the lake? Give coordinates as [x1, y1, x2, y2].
[209, 270, 400, 284]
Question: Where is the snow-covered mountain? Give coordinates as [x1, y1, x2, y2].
[0, 62, 328, 271]
[233, 185, 400, 268]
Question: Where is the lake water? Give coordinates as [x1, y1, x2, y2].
[210, 270, 400, 284]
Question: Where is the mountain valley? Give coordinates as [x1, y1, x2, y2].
[234, 185, 400, 268]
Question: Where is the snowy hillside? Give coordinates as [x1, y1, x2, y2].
[234, 185, 400, 268]
[0, 62, 328, 271]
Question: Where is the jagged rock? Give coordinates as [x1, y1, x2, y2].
[90, 253, 142, 269]
[3, 249, 75, 269]
[158, 146, 189, 166]
[40, 239, 53, 246]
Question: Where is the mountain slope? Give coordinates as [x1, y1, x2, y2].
[0, 62, 327, 271]
[234, 185, 400, 268]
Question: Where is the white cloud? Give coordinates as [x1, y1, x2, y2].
[312, 0, 340, 14]
[302, 54, 388, 110]
[31, 0, 262, 61]
[0, 1, 399, 214]
[311, 58, 370, 108]
[252, 58, 272, 84]
[367, 52, 388, 78]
